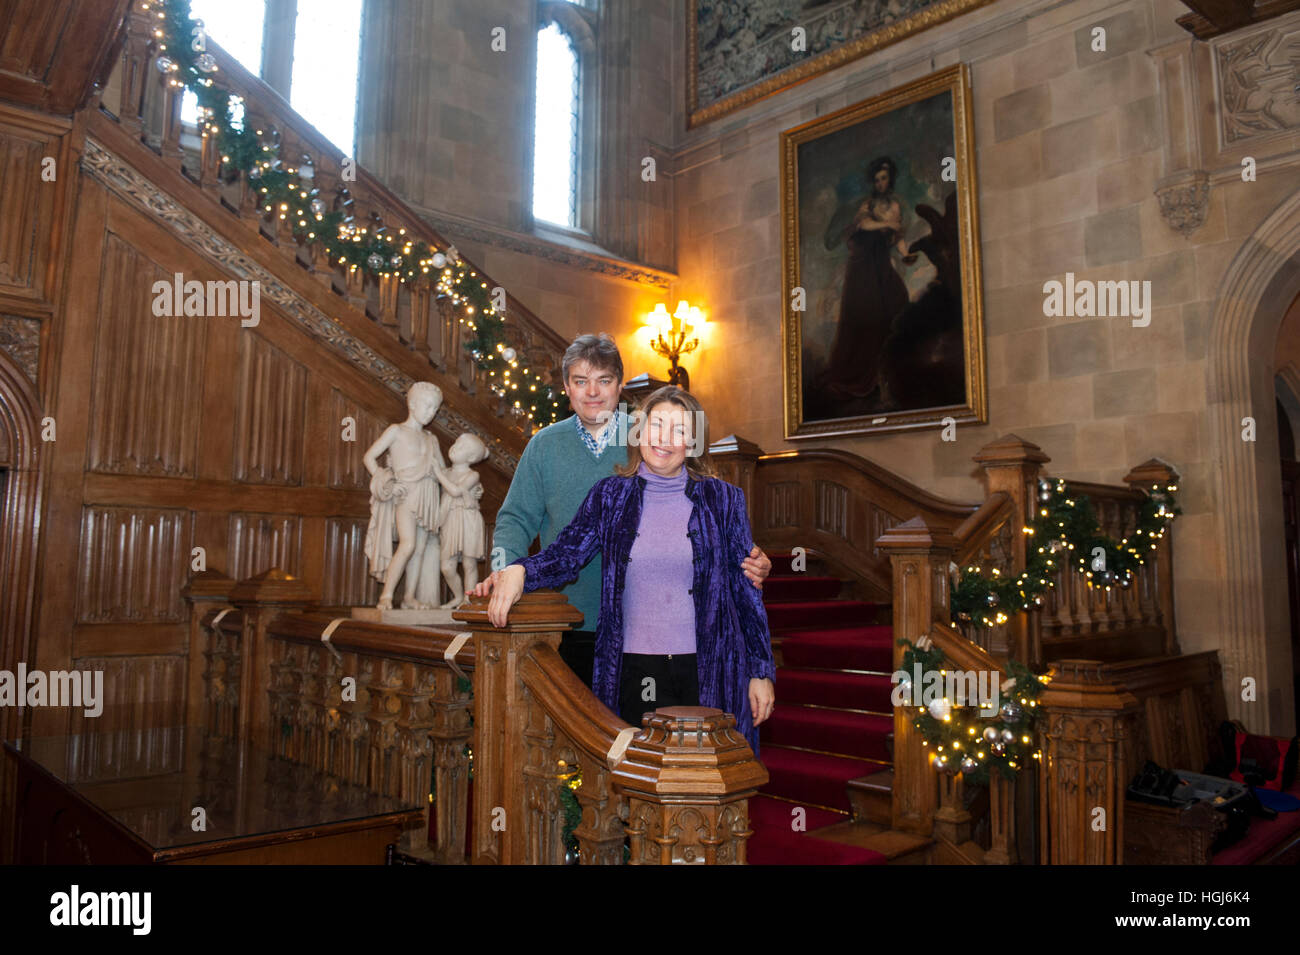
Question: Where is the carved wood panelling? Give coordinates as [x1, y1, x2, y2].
[87, 235, 206, 476]
[328, 390, 385, 490]
[321, 517, 378, 607]
[77, 506, 191, 623]
[814, 479, 849, 540]
[228, 512, 302, 579]
[232, 333, 307, 485]
[0, 122, 58, 300]
[764, 481, 800, 529]
[66, 655, 186, 778]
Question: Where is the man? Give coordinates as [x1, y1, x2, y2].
[477, 332, 771, 688]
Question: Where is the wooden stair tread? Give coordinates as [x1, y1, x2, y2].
[805, 821, 932, 860]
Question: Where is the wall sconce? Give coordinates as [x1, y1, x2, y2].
[645, 300, 705, 391]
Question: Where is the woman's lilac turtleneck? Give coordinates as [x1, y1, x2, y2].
[622, 460, 696, 655]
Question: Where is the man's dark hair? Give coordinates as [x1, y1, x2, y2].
[562, 333, 623, 386]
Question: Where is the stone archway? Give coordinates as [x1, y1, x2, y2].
[0, 349, 44, 744]
[1208, 188, 1300, 736]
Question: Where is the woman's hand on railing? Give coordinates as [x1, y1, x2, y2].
[749, 678, 775, 726]
[468, 568, 501, 599]
[483, 564, 526, 628]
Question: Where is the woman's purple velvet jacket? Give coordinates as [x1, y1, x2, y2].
[513, 471, 775, 753]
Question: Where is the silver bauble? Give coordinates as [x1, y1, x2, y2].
[196, 53, 217, 72]
[431, 252, 448, 269]
[366, 252, 384, 271]
[960, 756, 978, 775]
[155, 56, 176, 74]
[1000, 701, 1023, 723]
[502, 347, 517, 362]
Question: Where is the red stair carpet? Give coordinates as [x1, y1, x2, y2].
[747, 553, 894, 865]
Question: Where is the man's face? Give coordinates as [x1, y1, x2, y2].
[564, 359, 621, 429]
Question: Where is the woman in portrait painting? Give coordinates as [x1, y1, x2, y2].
[818, 156, 916, 407]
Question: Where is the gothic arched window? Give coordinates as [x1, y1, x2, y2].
[532, 20, 582, 228]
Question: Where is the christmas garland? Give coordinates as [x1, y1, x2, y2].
[951, 477, 1180, 628]
[145, 0, 569, 426]
[898, 477, 1178, 783]
[897, 635, 1046, 784]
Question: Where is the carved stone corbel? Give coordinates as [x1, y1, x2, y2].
[1155, 171, 1211, 237]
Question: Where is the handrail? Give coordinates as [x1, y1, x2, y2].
[710, 438, 979, 601]
[520, 641, 625, 759]
[953, 491, 1014, 567]
[270, 611, 478, 669]
[757, 447, 979, 523]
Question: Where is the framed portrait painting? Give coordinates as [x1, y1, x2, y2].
[780, 64, 987, 440]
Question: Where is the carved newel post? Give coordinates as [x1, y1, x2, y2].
[613, 707, 768, 865]
[452, 591, 582, 865]
[1037, 660, 1139, 864]
[875, 517, 958, 836]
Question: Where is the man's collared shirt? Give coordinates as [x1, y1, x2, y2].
[576, 413, 615, 458]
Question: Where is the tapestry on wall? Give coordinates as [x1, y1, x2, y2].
[688, 0, 995, 126]
[779, 64, 986, 439]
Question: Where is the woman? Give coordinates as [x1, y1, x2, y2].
[481, 386, 776, 753]
[819, 155, 915, 406]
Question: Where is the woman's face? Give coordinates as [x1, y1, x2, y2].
[873, 167, 891, 194]
[639, 402, 692, 477]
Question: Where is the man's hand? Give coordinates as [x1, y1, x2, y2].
[741, 545, 772, 590]
[749, 678, 775, 726]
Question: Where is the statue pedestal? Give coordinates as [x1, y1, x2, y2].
[351, 607, 462, 627]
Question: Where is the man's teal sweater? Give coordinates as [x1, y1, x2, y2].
[492, 413, 630, 629]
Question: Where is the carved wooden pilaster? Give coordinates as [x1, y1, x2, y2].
[182, 569, 235, 730]
[985, 774, 1017, 865]
[876, 518, 957, 836]
[614, 707, 767, 865]
[429, 666, 472, 864]
[1038, 660, 1139, 864]
[572, 750, 627, 865]
[228, 568, 315, 750]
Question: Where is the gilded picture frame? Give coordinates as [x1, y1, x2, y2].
[780, 64, 986, 440]
[687, 0, 996, 128]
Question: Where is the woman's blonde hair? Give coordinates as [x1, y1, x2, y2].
[615, 385, 716, 481]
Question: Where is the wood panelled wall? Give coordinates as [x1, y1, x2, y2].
[16, 152, 503, 744]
